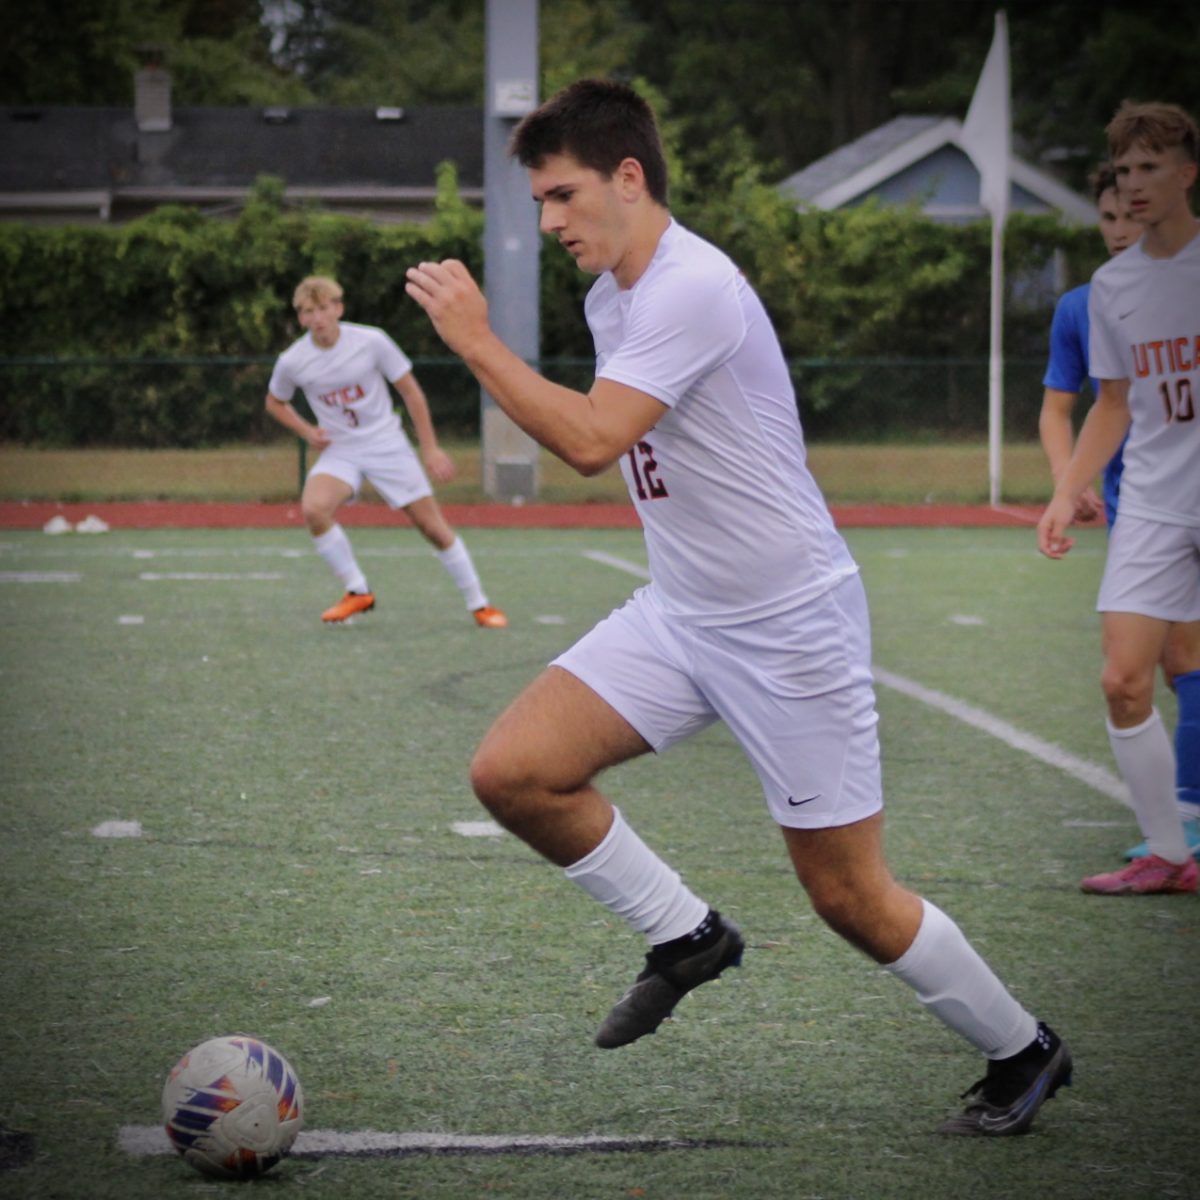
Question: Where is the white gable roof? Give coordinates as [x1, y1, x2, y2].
[780, 115, 1095, 224]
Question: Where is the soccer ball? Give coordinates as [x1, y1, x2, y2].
[161, 1034, 304, 1179]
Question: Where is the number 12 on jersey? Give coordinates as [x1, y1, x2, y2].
[627, 441, 669, 500]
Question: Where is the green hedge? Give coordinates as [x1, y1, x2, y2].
[0, 167, 1100, 447]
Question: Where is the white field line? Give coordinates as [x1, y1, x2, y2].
[118, 1124, 725, 1158]
[0, 571, 81, 583]
[581, 550, 650, 579]
[451, 820, 505, 838]
[582, 551, 1130, 809]
[872, 667, 1129, 807]
[138, 572, 285, 581]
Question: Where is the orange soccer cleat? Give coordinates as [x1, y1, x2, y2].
[472, 605, 508, 629]
[321, 591, 376, 623]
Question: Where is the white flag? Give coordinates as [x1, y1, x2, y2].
[961, 10, 1010, 224]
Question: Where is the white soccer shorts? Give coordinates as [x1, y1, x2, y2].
[308, 437, 432, 510]
[552, 573, 884, 829]
[1098, 514, 1200, 622]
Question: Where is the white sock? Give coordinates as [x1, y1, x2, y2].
[435, 537, 488, 611]
[313, 525, 368, 594]
[886, 899, 1036, 1059]
[1109, 710, 1189, 863]
[564, 808, 709, 945]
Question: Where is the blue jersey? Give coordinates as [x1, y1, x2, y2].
[1043, 283, 1125, 526]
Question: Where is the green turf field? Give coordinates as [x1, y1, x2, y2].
[1, 526, 1197, 1199]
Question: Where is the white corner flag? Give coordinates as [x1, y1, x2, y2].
[961, 10, 1011, 508]
[961, 10, 1011, 224]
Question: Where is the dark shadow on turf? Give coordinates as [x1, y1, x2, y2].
[0, 1123, 35, 1170]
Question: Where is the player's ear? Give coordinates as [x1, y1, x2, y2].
[615, 157, 646, 201]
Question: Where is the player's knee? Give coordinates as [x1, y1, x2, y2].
[803, 876, 865, 938]
[301, 502, 333, 536]
[1100, 663, 1154, 719]
[469, 741, 530, 821]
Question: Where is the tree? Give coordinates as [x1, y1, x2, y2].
[0, 0, 311, 106]
[264, 0, 483, 104]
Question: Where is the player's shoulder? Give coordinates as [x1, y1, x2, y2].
[586, 221, 737, 317]
[1052, 282, 1089, 320]
[338, 321, 385, 342]
[645, 222, 739, 306]
[275, 331, 313, 365]
[347, 321, 406, 352]
[657, 221, 734, 278]
[1091, 241, 1145, 292]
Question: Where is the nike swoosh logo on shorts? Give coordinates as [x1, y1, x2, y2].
[787, 793, 822, 806]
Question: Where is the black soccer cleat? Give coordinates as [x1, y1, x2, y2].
[595, 914, 744, 1049]
[938, 1022, 1072, 1136]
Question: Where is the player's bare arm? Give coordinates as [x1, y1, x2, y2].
[1037, 378, 1131, 559]
[394, 371, 454, 483]
[1038, 386, 1103, 522]
[264, 391, 330, 449]
[406, 259, 665, 475]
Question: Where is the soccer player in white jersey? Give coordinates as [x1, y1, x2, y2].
[265, 276, 506, 628]
[407, 79, 1070, 1135]
[1039, 101, 1200, 895]
[1039, 164, 1200, 863]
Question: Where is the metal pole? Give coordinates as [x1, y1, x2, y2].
[482, 0, 540, 502]
[987, 217, 1004, 507]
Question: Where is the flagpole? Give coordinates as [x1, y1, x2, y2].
[987, 215, 1004, 507]
[959, 10, 1010, 509]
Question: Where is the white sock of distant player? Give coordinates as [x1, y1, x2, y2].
[435, 537, 488, 611]
[565, 807, 709, 944]
[312, 524, 368, 594]
[1108, 710, 1189, 863]
[886, 899, 1037, 1059]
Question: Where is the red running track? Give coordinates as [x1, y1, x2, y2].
[0, 500, 1054, 530]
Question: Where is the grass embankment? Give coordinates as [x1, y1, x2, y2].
[0, 440, 1055, 506]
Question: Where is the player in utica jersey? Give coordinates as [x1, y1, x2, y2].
[1040, 164, 1200, 862]
[1038, 101, 1200, 895]
[265, 276, 506, 628]
[407, 79, 1070, 1135]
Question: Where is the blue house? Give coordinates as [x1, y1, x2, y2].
[780, 115, 1095, 225]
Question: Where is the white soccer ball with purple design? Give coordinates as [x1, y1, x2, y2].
[161, 1034, 304, 1179]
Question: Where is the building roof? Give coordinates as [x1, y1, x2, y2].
[779, 114, 1095, 224]
[0, 103, 483, 223]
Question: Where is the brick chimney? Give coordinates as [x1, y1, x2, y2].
[134, 47, 171, 132]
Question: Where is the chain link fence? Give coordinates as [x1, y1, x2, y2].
[0, 355, 1057, 502]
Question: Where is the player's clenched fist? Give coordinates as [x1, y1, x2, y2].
[405, 260, 490, 357]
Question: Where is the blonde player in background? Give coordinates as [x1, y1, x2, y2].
[1038, 101, 1200, 895]
[265, 276, 506, 628]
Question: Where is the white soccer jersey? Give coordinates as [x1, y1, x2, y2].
[588, 220, 856, 625]
[268, 322, 413, 447]
[1088, 233, 1200, 528]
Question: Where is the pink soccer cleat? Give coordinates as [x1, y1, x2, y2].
[1080, 853, 1198, 895]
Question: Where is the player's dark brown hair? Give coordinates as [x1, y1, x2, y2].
[1107, 101, 1199, 163]
[1088, 162, 1118, 203]
[509, 79, 669, 206]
